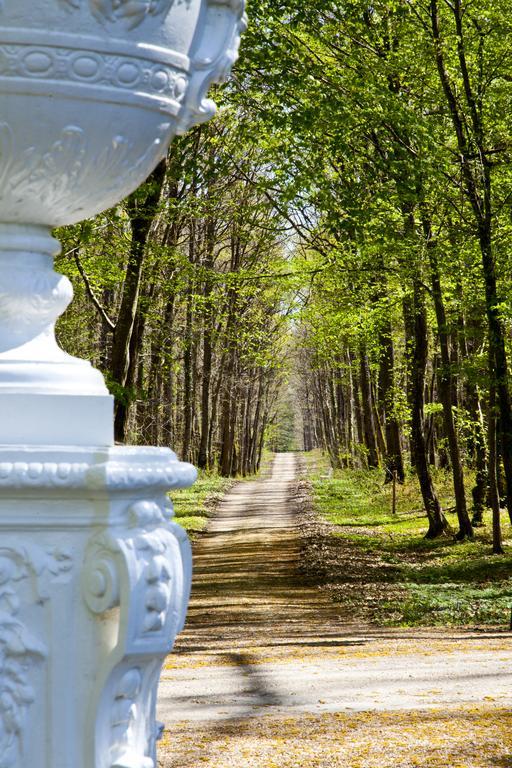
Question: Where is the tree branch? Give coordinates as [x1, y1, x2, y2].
[73, 251, 115, 331]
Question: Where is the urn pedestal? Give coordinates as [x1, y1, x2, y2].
[0, 1, 245, 766]
[0, 446, 195, 768]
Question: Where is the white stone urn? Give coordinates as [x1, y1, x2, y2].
[0, 2, 245, 768]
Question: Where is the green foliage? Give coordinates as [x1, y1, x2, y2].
[268, 398, 297, 452]
[54, 0, 512, 516]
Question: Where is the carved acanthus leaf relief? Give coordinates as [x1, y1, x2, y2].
[0, 121, 171, 219]
[0, 123, 84, 211]
[58, 0, 176, 29]
[110, 668, 153, 768]
[0, 613, 46, 768]
[71, 123, 171, 212]
[0, 545, 73, 603]
[0, 546, 73, 768]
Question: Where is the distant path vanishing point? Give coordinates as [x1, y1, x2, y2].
[158, 453, 512, 768]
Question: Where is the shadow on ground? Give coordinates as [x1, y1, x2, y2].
[158, 453, 512, 768]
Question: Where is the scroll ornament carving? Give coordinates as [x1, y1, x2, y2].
[0, 546, 72, 768]
[83, 500, 192, 768]
[58, 0, 175, 29]
[174, 0, 247, 133]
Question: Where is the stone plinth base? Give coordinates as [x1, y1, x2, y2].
[0, 444, 195, 768]
[0, 393, 114, 446]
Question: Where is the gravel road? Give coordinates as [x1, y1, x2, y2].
[157, 453, 512, 767]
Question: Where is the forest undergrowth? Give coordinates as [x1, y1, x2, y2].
[301, 451, 512, 628]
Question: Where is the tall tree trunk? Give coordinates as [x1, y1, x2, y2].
[371, 377, 387, 461]
[378, 305, 405, 482]
[197, 220, 215, 469]
[480, 233, 512, 523]
[198, 325, 213, 468]
[404, 282, 449, 538]
[111, 159, 167, 442]
[182, 276, 194, 462]
[424, 220, 473, 539]
[488, 345, 503, 554]
[208, 350, 225, 467]
[359, 344, 379, 468]
[458, 304, 488, 524]
[219, 348, 236, 477]
[114, 299, 147, 442]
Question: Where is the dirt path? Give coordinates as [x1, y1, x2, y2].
[158, 453, 512, 768]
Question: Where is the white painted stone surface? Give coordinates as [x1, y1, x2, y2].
[0, 0, 245, 765]
[0, 446, 196, 768]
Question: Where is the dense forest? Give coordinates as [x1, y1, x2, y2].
[57, 0, 512, 545]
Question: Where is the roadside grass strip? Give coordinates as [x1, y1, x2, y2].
[171, 471, 234, 536]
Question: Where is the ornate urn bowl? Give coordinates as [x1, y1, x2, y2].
[0, 0, 245, 445]
[0, 3, 245, 768]
[0, 0, 245, 225]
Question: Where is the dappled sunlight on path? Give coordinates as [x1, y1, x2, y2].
[167, 454, 344, 658]
[158, 453, 512, 767]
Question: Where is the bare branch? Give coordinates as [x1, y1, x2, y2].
[73, 251, 115, 331]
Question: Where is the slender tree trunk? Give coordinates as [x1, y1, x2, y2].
[458, 311, 488, 524]
[182, 225, 196, 463]
[114, 298, 148, 442]
[198, 325, 213, 468]
[197, 220, 215, 469]
[208, 352, 225, 467]
[480, 233, 512, 523]
[378, 306, 405, 482]
[424, 222, 472, 539]
[219, 347, 236, 477]
[371, 377, 387, 461]
[250, 377, 264, 472]
[488, 345, 504, 554]
[404, 282, 449, 538]
[359, 345, 379, 468]
[111, 159, 167, 442]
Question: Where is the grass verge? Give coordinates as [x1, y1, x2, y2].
[302, 450, 512, 627]
[172, 453, 272, 536]
[172, 471, 234, 536]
